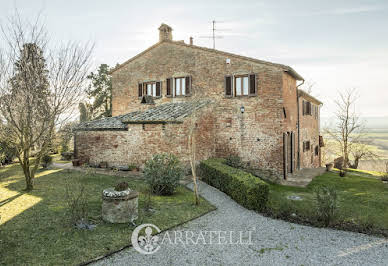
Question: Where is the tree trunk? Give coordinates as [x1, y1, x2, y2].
[189, 133, 200, 205]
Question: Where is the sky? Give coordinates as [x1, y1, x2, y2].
[1, 0, 388, 118]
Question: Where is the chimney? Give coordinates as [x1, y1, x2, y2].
[190, 36, 193, 45]
[158, 23, 173, 42]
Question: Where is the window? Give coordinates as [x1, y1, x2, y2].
[166, 76, 192, 97]
[138, 81, 161, 98]
[175, 77, 186, 96]
[225, 74, 257, 97]
[303, 141, 310, 152]
[315, 146, 319, 156]
[303, 100, 312, 116]
[235, 75, 249, 96]
[146, 82, 156, 97]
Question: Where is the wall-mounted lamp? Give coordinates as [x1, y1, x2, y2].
[240, 106, 245, 113]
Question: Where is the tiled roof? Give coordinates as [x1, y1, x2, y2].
[74, 112, 141, 131]
[121, 100, 211, 123]
[74, 100, 211, 130]
[298, 89, 323, 105]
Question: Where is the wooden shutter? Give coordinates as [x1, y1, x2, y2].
[302, 100, 305, 115]
[138, 83, 143, 97]
[225, 76, 232, 97]
[185, 76, 191, 95]
[156, 81, 161, 97]
[249, 74, 257, 96]
[166, 78, 172, 97]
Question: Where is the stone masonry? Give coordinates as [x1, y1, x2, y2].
[75, 23, 322, 182]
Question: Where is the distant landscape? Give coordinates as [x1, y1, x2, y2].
[321, 116, 388, 172]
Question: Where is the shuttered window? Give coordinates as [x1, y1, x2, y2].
[235, 75, 249, 96]
[249, 74, 257, 95]
[225, 76, 232, 97]
[173, 76, 192, 96]
[138, 83, 143, 97]
[185, 76, 191, 95]
[166, 78, 172, 97]
[156, 81, 161, 97]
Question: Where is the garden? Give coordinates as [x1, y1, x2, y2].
[0, 155, 215, 265]
[200, 157, 388, 237]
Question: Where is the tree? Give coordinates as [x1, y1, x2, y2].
[326, 89, 376, 169]
[0, 13, 92, 190]
[79, 64, 112, 121]
[188, 109, 200, 205]
[58, 122, 77, 153]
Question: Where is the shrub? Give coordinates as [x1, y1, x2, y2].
[115, 181, 129, 191]
[339, 170, 346, 177]
[41, 154, 53, 168]
[128, 164, 137, 171]
[64, 175, 89, 226]
[61, 152, 73, 161]
[144, 153, 184, 195]
[225, 154, 243, 168]
[200, 158, 269, 211]
[314, 185, 338, 226]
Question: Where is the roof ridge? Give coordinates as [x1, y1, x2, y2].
[110, 40, 303, 80]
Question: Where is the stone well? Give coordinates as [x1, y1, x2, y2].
[102, 188, 139, 223]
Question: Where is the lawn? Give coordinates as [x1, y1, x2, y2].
[0, 163, 215, 265]
[267, 170, 388, 234]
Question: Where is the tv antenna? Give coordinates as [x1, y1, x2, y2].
[199, 20, 230, 49]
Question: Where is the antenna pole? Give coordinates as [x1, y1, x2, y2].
[212, 20, 215, 49]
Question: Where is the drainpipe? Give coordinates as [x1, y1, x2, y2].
[296, 80, 304, 170]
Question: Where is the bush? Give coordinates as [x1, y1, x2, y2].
[64, 175, 89, 226]
[314, 185, 338, 226]
[225, 154, 243, 168]
[200, 158, 269, 211]
[128, 164, 137, 171]
[61, 152, 73, 161]
[41, 154, 53, 168]
[144, 153, 184, 195]
[339, 170, 346, 177]
[115, 181, 129, 191]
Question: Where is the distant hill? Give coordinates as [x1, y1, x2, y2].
[322, 116, 388, 132]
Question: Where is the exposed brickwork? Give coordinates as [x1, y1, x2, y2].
[299, 94, 321, 168]
[76, 105, 215, 170]
[75, 24, 322, 182]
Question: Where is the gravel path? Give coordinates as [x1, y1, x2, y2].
[94, 181, 388, 266]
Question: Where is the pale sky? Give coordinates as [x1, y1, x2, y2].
[1, 0, 388, 118]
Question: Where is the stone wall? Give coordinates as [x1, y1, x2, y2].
[111, 41, 287, 178]
[76, 37, 321, 181]
[75, 104, 216, 169]
[299, 96, 321, 168]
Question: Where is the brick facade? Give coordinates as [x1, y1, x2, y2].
[75, 24, 322, 182]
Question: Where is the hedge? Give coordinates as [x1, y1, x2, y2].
[199, 158, 269, 211]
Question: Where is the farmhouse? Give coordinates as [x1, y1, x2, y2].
[74, 23, 323, 182]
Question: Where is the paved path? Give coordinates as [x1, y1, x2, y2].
[93, 181, 388, 266]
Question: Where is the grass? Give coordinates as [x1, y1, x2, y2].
[51, 153, 72, 164]
[267, 170, 388, 234]
[0, 163, 215, 265]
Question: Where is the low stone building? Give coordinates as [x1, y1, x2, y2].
[75, 23, 323, 182]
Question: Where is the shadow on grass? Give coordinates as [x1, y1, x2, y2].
[0, 163, 215, 265]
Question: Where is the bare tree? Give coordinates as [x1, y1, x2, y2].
[188, 109, 200, 205]
[325, 89, 376, 169]
[0, 12, 92, 190]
